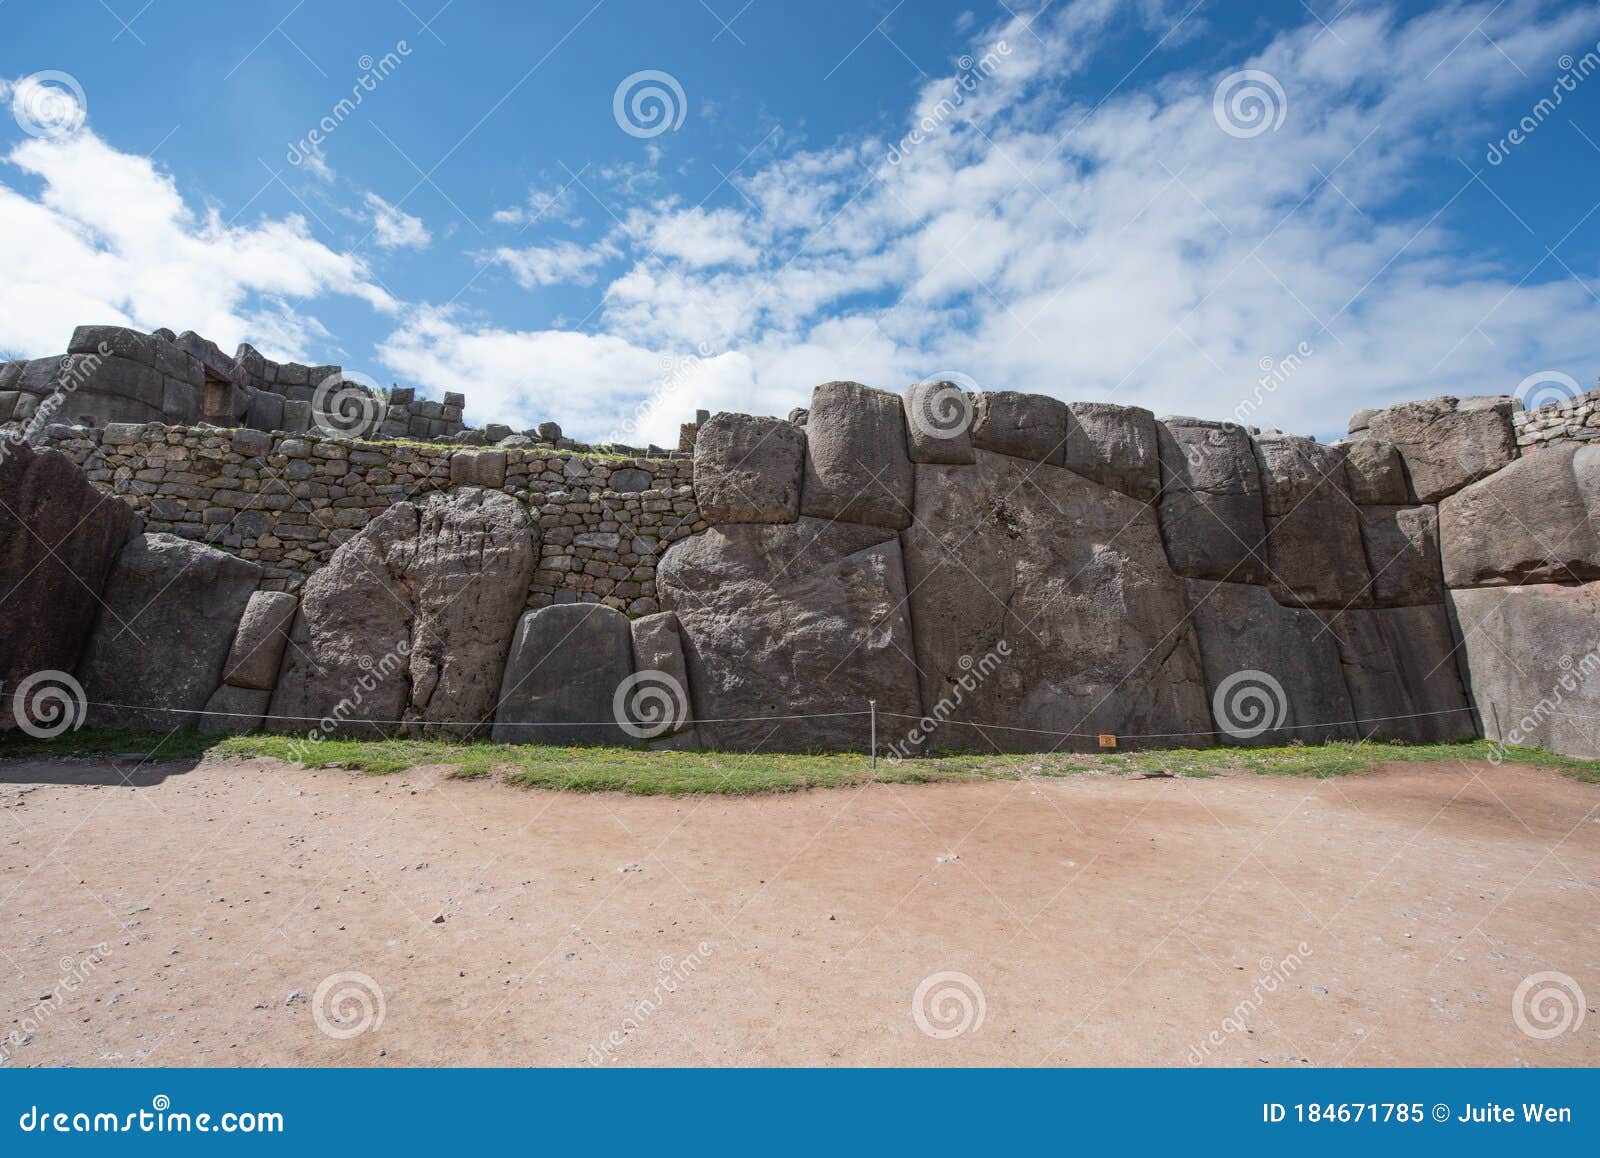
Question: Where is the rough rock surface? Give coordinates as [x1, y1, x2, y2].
[969, 391, 1068, 465]
[1364, 396, 1518, 502]
[901, 452, 1209, 751]
[198, 684, 271, 735]
[1061, 402, 1160, 501]
[1447, 583, 1600, 758]
[627, 611, 693, 737]
[1438, 443, 1600, 588]
[1358, 505, 1443, 607]
[1185, 579, 1356, 745]
[902, 379, 976, 465]
[1252, 434, 1371, 608]
[1338, 438, 1411, 505]
[657, 518, 922, 751]
[77, 533, 262, 730]
[221, 591, 299, 691]
[1155, 418, 1269, 584]
[800, 381, 914, 529]
[0, 442, 135, 725]
[694, 413, 806, 523]
[491, 604, 634, 745]
[1318, 606, 1476, 743]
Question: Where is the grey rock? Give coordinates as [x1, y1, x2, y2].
[497, 434, 535, 448]
[1365, 395, 1517, 502]
[491, 604, 635, 745]
[1358, 505, 1443, 606]
[538, 421, 562, 442]
[657, 518, 922, 751]
[281, 399, 312, 433]
[388, 386, 415, 406]
[694, 413, 805, 524]
[1062, 401, 1160, 501]
[608, 468, 651, 493]
[787, 407, 809, 427]
[969, 390, 1068, 465]
[1317, 606, 1475, 743]
[1185, 579, 1357, 745]
[449, 450, 507, 489]
[1252, 434, 1371, 608]
[198, 684, 271, 735]
[443, 391, 466, 409]
[1438, 443, 1600, 588]
[799, 381, 913, 529]
[901, 452, 1209, 752]
[484, 423, 512, 443]
[1337, 437, 1411, 505]
[902, 379, 976, 465]
[77, 534, 262, 730]
[1155, 418, 1269, 584]
[627, 611, 693, 737]
[221, 591, 299, 690]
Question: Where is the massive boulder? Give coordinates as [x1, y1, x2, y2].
[1185, 580, 1356, 745]
[1447, 583, 1600, 758]
[0, 443, 135, 727]
[220, 591, 299, 690]
[969, 391, 1068, 465]
[902, 379, 976, 465]
[491, 604, 635, 746]
[1358, 505, 1443, 606]
[1362, 395, 1518, 502]
[1317, 606, 1476, 743]
[1062, 401, 1160, 501]
[1252, 434, 1371, 608]
[694, 413, 806, 522]
[628, 611, 694, 738]
[901, 451, 1209, 751]
[1438, 443, 1600, 588]
[76, 534, 262, 730]
[799, 381, 914, 529]
[1155, 418, 1269, 584]
[657, 519, 922, 751]
[269, 489, 536, 738]
[1337, 438, 1410, 505]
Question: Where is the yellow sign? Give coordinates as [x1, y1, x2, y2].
[1098, 734, 1117, 750]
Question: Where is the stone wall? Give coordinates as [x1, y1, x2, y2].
[36, 421, 700, 615]
[1511, 385, 1600, 453]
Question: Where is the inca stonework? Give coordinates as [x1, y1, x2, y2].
[4, 323, 1599, 758]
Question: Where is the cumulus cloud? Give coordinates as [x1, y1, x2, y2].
[365, 192, 431, 249]
[485, 239, 616, 288]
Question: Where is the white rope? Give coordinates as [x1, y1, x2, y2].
[877, 706, 1481, 741]
[62, 699, 871, 728]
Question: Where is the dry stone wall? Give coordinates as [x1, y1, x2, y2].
[1511, 384, 1600, 453]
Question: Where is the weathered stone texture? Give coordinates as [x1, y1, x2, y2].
[902, 379, 976, 465]
[693, 413, 805, 523]
[1362, 395, 1518, 502]
[1252, 434, 1371, 608]
[1155, 418, 1269, 584]
[221, 590, 299, 690]
[1438, 443, 1600, 588]
[492, 603, 634, 745]
[1358, 505, 1443, 607]
[969, 391, 1068, 465]
[1318, 605, 1476, 743]
[1061, 401, 1160, 501]
[799, 381, 914, 529]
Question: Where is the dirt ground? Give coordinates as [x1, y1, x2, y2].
[1, 754, 1596, 1067]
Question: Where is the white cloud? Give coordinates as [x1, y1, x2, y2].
[365, 192, 431, 249]
[491, 180, 584, 228]
[485, 239, 615, 288]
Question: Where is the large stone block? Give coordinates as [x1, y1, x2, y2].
[1185, 579, 1357, 745]
[969, 391, 1068, 465]
[1155, 418, 1269, 584]
[77, 533, 262, 730]
[449, 450, 506, 489]
[1062, 401, 1160, 501]
[1252, 434, 1371, 608]
[693, 412, 805, 523]
[902, 379, 976, 465]
[491, 604, 635, 745]
[198, 684, 271, 735]
[0, 443, 135, 727]
[901, 452, 1209, 752]
[1364, 395, 1518, 502]
[1358, 504, 1443, 606]
[221, 590, 299, 690]
[1317, 605, 1476, 743]
[799, 381, 914, 529]
[1447, 582, 1600, 758]
[67, 325, 157, 368]
[1337, 437, 1411, 505]
[657, 518, 922, 751]
[1438, 443, 1600, 588]
[625, 611, 694, 739]
[245, 389, 284, 432]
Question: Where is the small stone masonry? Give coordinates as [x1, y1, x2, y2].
[1511, 384, 1600, 453]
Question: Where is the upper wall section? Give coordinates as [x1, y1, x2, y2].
[1511, 384, 1600, 455]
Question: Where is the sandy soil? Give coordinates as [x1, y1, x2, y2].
[1, 754, 1596, 1067]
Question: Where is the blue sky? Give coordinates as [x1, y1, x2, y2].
[2, 0, 1599, 443]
